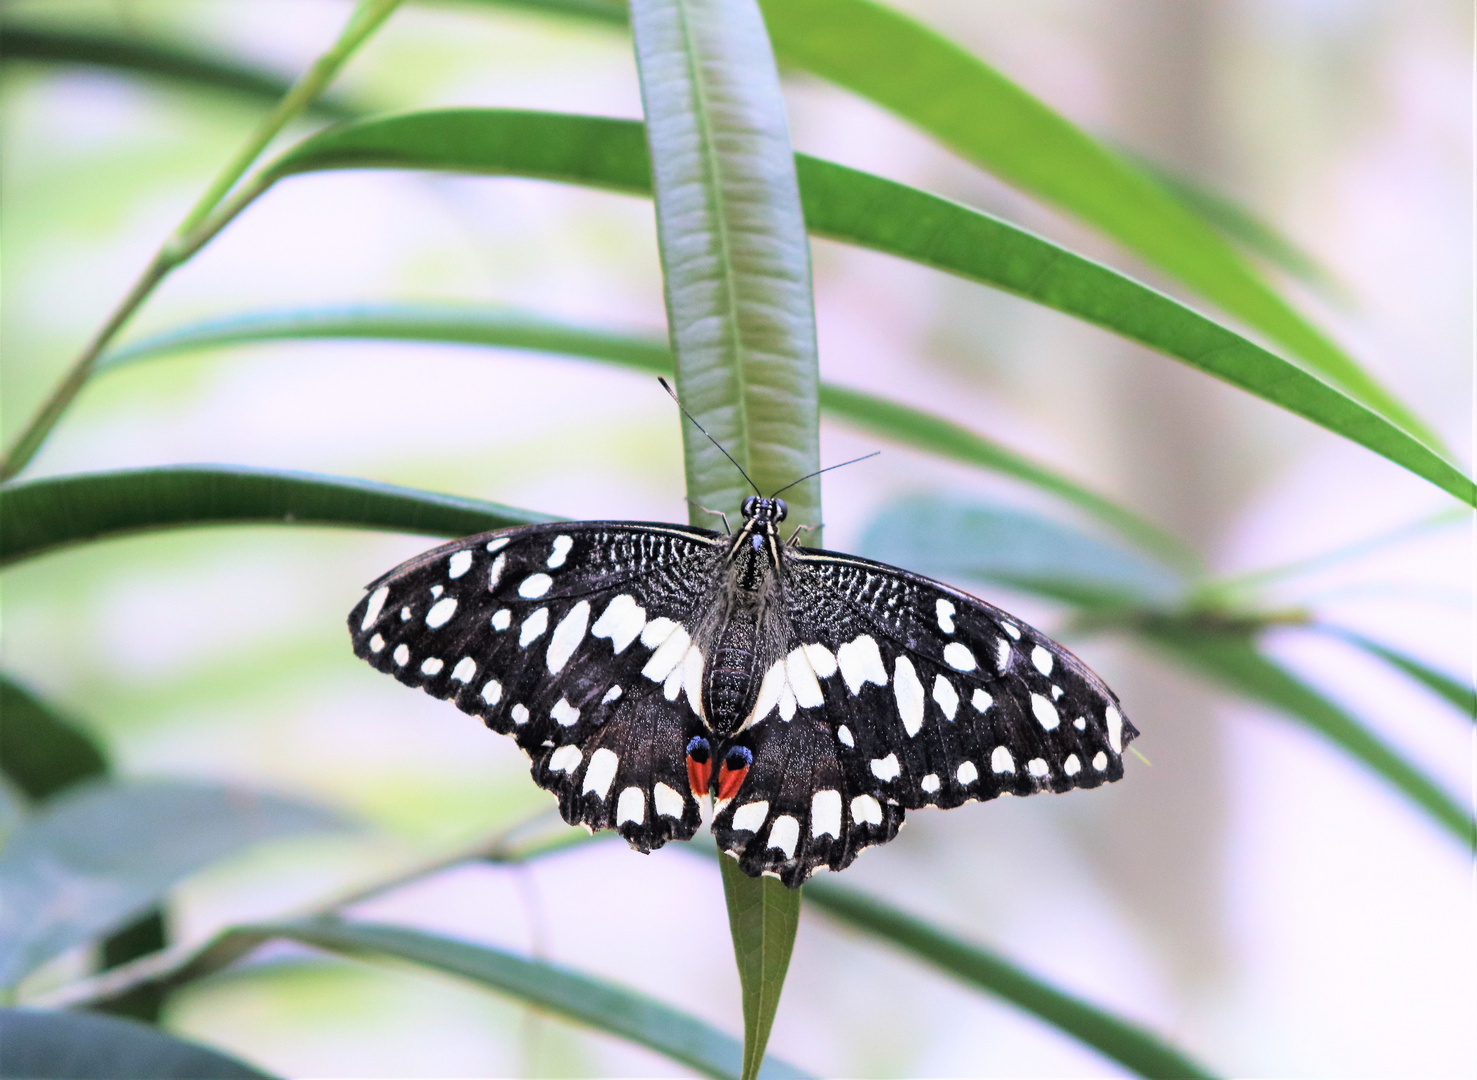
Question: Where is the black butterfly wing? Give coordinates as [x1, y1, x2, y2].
[348, 522, 727, 851]
[711, 546, 1136, 886]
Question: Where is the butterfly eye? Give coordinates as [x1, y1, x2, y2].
[741, 496, 758, 516]
[724, 745, 753, 771]
[685, 736, 711, 764]
[772, 498, 787, 522]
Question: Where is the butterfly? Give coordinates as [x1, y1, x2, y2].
[348, 494, 1137, 887]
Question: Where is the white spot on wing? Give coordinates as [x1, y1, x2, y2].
[481, 679, 502, 705]
[683, 645, 706, 718]
[430, 585, 443, 599]
[663, 663, 683, 702]
[487, 553, 506, 590]
[850, 794, 883, 826]
[837, 725, 854, 748]
[369, 634, 385, 653]
[920, 773, 940, 794]
[491, 609, 511, 631]
[419, 657, 444, 675]
[1093, 751, 1109, 771]
[1031, 694, 1060, 731]
[425, 597, 458, 629]
[1064, 754, 1082, 776]
[802, 643, 837, 678]
[511, 704, 530, 725]
[518, 573, 552, 599]
[811, 790, 842, 839]
[642, 625, 691, 682]
[1031, 645, 1054, 676]
[361, 587, 389, 630]
[935, 598, 955, 633]
[591, 594, 645, 654]
[451, 657, 476, 682]
[767, 815, 799, 858]
[393, 644, 409, 667]
[871, 753, 901, 781]
[639, 617, 679, 649]
[1000, 621, 1022, 640]
[485, 538, 510, 553]
[991, 746, 1015, 773]
[932, 675, 959, 720]
[602, 685, 623, 704]
[551, 698, 580, 727]
[547, 535, 573, 568]
[1027, 757, 1049, 778]
[546, 601, 591, 674]
[777, 683, 797, 722]
[616, 786, 645, 825]
[1106, 706, 1124, 753]
[1073, 716, 1087, 730]
[731, 800, 769, 832]
[971, 688, 993, 713]
[448, 550, 473, 579]
[548, 744, 582, 773]
[957, 760, 979, 786]
[996, 639, 1011, 670]
[837, 635, 888, 695]
[654, 782, 685, 820]
[893, 656, 925, 736]
[786, 647, 825, 709]
[400, 607, 411, 621]
[943, 642, 977, 672]
[582, 748, 618, 799]
[520, 607, 549, 647]
[748, 659, 788, 727]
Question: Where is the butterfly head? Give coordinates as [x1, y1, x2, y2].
[741, 496, 787, 527]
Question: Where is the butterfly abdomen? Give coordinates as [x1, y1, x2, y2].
[707, 606, 760, 733]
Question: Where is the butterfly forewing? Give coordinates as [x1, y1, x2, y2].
[347, 522, 727, 850]
[349, 509, 1136, 887]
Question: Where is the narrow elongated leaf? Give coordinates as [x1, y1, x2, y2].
[1314, 627, 1475, 721]
[463, 0, 1428, 444]
[249, 110, 1472, 507]
[718, 856, 802, 1080]
[200, 919, 812, 1080]
[629, 3, 814, 1073]
[0, 465, 554, 567]
[802, 881, 1218, 1080]
[0, 24, 356, 119]
[100, 303, 1187, 567]
[0, 1009, 273, 1080]
[1139, 623, 1476, 846]
[857, 495, 1185, 608]
[0, 677, 108, 801]
[0, 780, 350, 987]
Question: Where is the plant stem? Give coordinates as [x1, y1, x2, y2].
[0, 0, 404, 482]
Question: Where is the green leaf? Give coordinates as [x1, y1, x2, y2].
[249, 110, 1471, 507]
[856, 494, 1186, 608]
[629, 2, 814, 1073]
[206, 919, 812, 1080]
[0, 780, 350, 987]
[0, 676, 108, 801]
[0, 465, 555, 568]
[0, 24, 357, 119]
[802, 881, 1218, 1080]
[463, 0, 1431, 445]
[631, 0, 822, 529]
[1314, 627, 1475, 721]
[1139, 623, 1476, 847]
[718, 856, 803, 1080]
[0, 1008, 274, 1080]
[99, 302, 1187, 565]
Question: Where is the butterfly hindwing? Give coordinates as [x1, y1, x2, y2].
[709, 547, 1136, 884]
[348, 522, 725, 849]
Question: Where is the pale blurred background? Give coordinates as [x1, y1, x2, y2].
[1, 0, 1472, 1076]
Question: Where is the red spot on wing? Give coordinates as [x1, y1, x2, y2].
[687, 755, 712, 799]
[716, 762, 749, 802]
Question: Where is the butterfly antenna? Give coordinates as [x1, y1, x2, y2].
[769, 451, 881, 498]
[658, 377, 762, 496]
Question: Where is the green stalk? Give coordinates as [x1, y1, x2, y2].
[0, 0, 404, 482]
